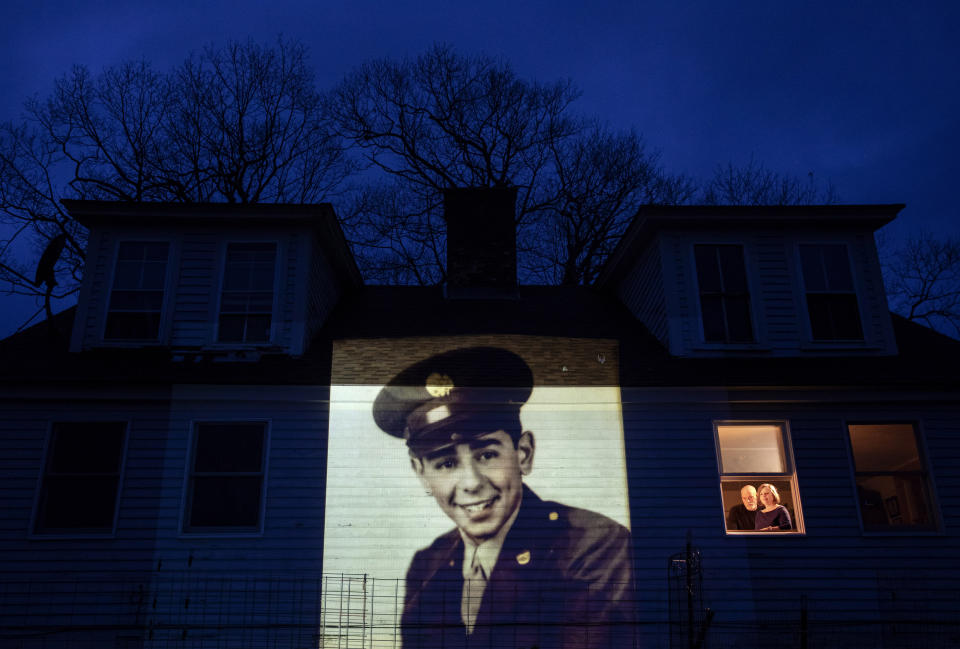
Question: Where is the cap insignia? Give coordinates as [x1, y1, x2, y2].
[516, 550, 531, 565]
[549, 511, 559, 521]
[426, 372, 454, 397]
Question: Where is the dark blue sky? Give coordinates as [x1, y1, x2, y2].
[1, 1, 958, 337]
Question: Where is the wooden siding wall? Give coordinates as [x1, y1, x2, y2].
[655, 228, 898, 357]
[621, 388, 959, 648]
[0, 385, 331, 648]
[73, 225, 319, 355]
[2, 384, 958, 648]
[617, 239, 669, 346]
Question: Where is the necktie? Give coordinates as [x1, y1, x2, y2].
[461, 548, 487, 634]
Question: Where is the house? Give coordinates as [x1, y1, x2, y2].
[1, 191, 958, 649]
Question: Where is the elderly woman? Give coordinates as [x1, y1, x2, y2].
[755, 483, 792, 531]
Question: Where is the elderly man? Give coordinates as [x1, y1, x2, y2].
[373, 346, 636, 649]
[726, 484, 759, 530]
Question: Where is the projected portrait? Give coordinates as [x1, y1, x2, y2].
[322, 337, 635, 649]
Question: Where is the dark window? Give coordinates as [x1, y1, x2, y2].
[799, 244, 863, 340]
[715, 422, 803, 534]
[105, 242, 169, 340]
[34, 422, 126, 533]
[218, 243, 276, 343]
[694, 244, 753, 343]
[848, 423, 936, 532]
[184, 422, 267, 532]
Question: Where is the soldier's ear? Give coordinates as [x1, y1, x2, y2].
[517, 431, 534, 475]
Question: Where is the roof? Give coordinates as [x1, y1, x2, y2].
[1, 290, 958, 391]
[597, 203, 905, 288]
[61, 199, 364, 294]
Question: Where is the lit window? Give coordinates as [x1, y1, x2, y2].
[218, 243, 277, 343]
[183, 422, 267, 532]
[715, 422, 803, 534]
[799, 244, 863, 340]
[848, 423, 937, 532]
[694, 244, 753, 343]
[105, 241, 169, 340]
[34, 422, 127, 534]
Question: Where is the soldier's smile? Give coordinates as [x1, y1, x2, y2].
[415, 430, 534, 544]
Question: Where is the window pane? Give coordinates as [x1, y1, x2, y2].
[113, 261, 143, 289]
[856, 475, 934, 530]
[821, 244, 853, 291]
[799, 245, 826, 291]
[724, 296, 754, 342]
[722, 479, 797, 532]
[827, 294, 864, 339]
[694, 245, 721, 292]
[48, 423, 126, 473]
[806, 294, 836, 340]
[194, 423, 265, 472]
[848, 424, 922, 471]
[717, 424, 786, 474]
[117, 242, 145, 261]
[218, 314, 246, 342]
[109, 290, 164, 311]
[188, 477, 263, 528]
[717, 246, 748, 293]
[37, 476, 120, 530]
[700, 296, 726, 342]
[244, 315, 272, 342]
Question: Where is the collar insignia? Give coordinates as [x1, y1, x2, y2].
[516, 550, 531, 565]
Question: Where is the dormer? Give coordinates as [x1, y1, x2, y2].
[64, 201, 361, 357]
[597, 204, 904, 358]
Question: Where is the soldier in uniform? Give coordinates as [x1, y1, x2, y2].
[373, 346, 636, 649]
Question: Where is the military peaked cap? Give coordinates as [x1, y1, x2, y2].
[373, 347, 533, 455]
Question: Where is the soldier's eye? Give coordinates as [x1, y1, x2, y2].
[478, 451, 499, 461]
[434, 458, 457, 470]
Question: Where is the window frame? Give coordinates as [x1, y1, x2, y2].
[102, 239, 174, 344]
[180, 420, 270, 537]
[796, 242, 864, 342]
[844, 420, 941, 535]
[213, 240, 281, 346]
[713, 420, 805, 535]
[30, 420, 129, 538]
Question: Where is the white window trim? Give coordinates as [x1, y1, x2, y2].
[210, 239, 283, 347]
[29, 420, 130, 539]
[713, 419, 805, 535]
[843, 419, 942, 536]
[101, 237, 176, 345]
[179, 419, 270, 538]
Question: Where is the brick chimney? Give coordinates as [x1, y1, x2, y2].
[444, 187, 518, 299]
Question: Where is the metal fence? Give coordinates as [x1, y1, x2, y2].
[2, 572, 960, 648]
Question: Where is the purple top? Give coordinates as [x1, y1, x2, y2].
[754, 505, 792, 530]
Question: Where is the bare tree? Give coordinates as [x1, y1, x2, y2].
[0, 37, 351, 329]
[332, 44, 687, 285]
[703, 156, 838, 205]
[884, 232, 960, 338]
[527, 126, 695, 285]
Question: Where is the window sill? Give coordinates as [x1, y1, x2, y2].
[29, 532, 117, 540]
[179, 530, 265, 539]
[800, 340, 883, 352]
[692, 343, 771, 353]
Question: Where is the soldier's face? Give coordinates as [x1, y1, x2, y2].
[413, 430, 534, 544]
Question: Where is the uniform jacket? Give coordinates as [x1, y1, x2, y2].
[401, 486, 636, 649]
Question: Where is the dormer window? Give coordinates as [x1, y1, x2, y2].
[104, 241, 170, 341]
[799, 244, 863, 340]
[694, 244, 753, 343]
[217, 242, 277, 343]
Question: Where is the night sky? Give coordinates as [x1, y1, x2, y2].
[1, 1, 957, 337]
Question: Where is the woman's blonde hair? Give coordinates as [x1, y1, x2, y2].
[757, 483, 781, 504]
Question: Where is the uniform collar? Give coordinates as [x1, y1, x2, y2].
[459, 494, 522, 579]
